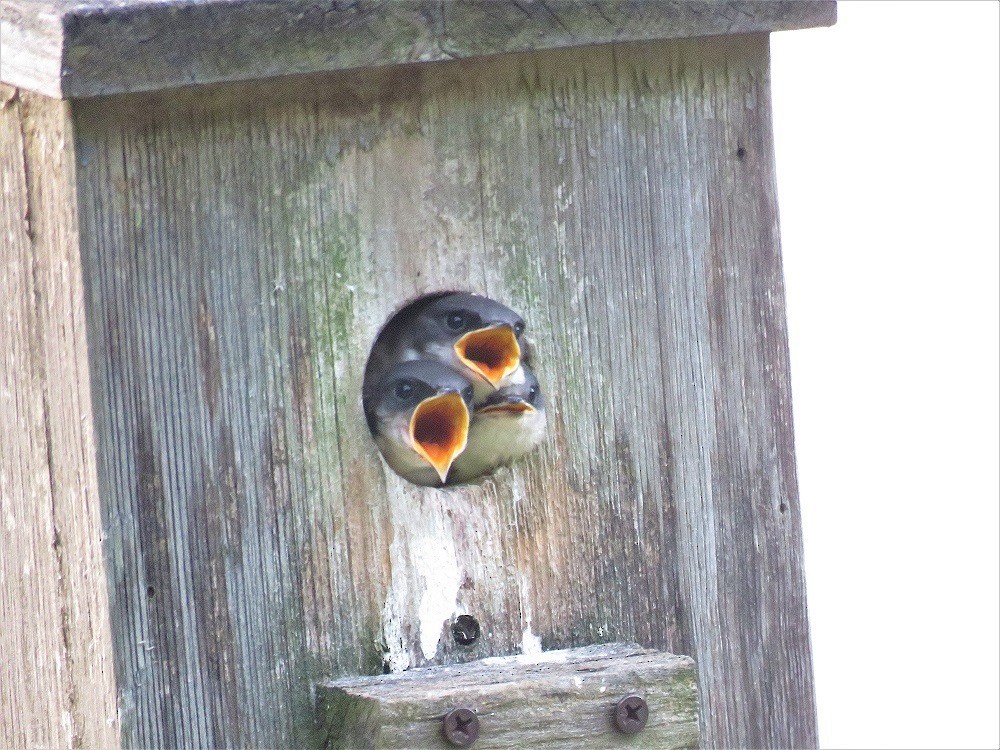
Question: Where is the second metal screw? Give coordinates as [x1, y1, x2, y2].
[613, 694, 649, 734]
[442, 707, 479, 747]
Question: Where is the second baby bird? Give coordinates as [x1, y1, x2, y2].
[449, 365, 546, 484]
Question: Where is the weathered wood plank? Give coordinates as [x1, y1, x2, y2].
[70, 34, 815, 748]
[0, 0, 836, 98]
[321, 644, 699, 749]
[0, 84, 119, 749]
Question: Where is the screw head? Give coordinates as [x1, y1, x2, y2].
[613, 694, 649, 734]
[442, 707, 479, 747]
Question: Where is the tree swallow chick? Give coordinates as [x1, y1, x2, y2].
[449, 366, 546, 484]
[364, 292, 526, 405]
[363, 360, 475, 487]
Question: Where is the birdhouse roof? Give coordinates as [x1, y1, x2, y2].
[0, 0, 835, 99]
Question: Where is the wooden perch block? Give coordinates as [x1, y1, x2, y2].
[320, 644, 698, 749]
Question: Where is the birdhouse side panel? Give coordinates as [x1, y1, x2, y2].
[0, 86, 120, 750]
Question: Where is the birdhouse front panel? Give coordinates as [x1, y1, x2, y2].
[64, 33, 810, 749]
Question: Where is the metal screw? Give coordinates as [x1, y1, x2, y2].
[452, 615, 481, 647]
[613, 694, 649, 734]
[442, 707, 479, 747]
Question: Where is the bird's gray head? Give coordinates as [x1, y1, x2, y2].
[408, 291, 525, 340]
[367, 292, 526, 391]
[477, 365, 544, 415]
[364, 360, 475, 483]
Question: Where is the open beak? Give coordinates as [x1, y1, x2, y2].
[477, 400, 535, 415]
[453, 325, 521, 387]
[409, 391, 470, 483]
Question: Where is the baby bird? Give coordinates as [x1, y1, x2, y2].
[363, 360, 475, 487]
[364, 291, 527, 405]
[448, 366, 546, 484]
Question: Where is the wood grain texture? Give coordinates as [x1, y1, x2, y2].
[321, 643, 698, 749]
[70, 34, 815, 748]
[0, 0, 836, 98]
[0, 84, 120, 750]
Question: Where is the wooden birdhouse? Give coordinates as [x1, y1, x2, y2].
[0, 2, 835, 748]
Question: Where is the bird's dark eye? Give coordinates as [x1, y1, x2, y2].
[394, 380, 415, 400]
[527, 386, 538, 403]
[513, 321, 525, 337]
[462, 385, 474, 403]
[445, 312, 467, 331]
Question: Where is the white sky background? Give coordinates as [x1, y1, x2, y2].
[770, 2, 1000, 748]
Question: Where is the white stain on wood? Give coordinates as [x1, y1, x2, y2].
[521, 627, 544, 657]
[414, 535, 461, 662]
[382, 485, 464, 667]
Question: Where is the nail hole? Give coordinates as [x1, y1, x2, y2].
[736, 146, 746, 160]
[452, 614, 481, 646]
[779, 503, 787, 514]
[146, 586, 155, 598]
